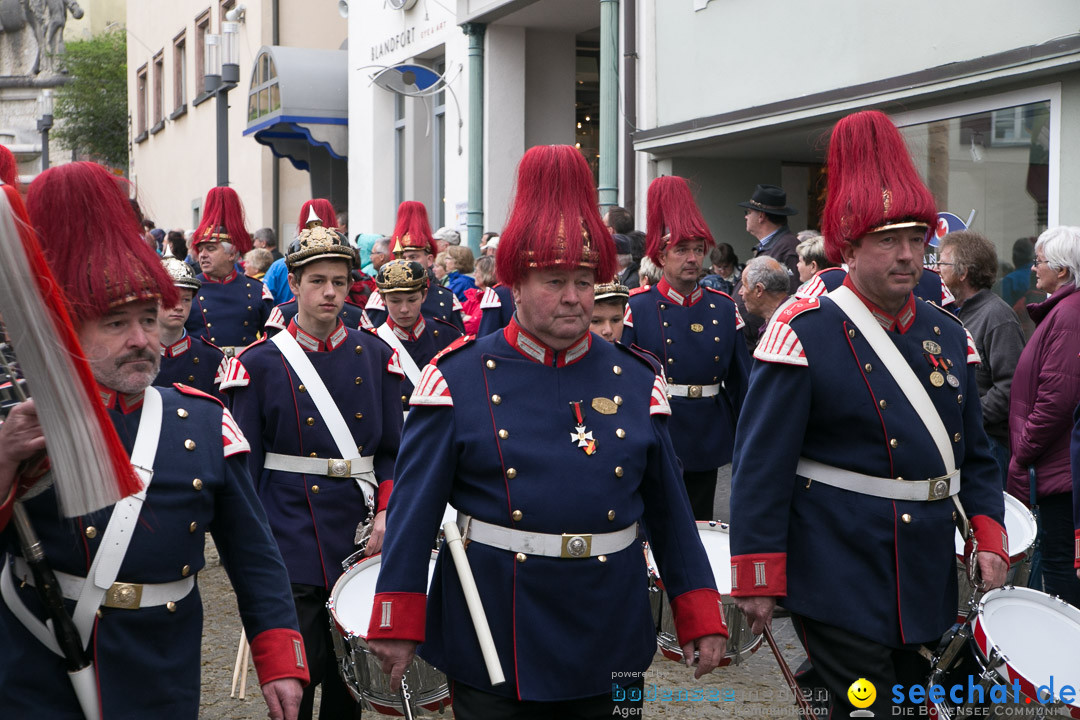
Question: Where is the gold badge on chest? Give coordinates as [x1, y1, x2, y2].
[591, 397, 618, 415]
[690, 323, 704, 333]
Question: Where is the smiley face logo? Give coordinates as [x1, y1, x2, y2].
[847, 678, 876, 709]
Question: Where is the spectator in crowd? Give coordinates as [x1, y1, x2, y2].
[701, 243, 742, 295]
[480, 233, 500, 257]
[433, 226, 461, 254]
[1007, 225, 1080, 606]
[462, 254, 497, 335]
[603, 205, 634, 235]
[254, 227, 284, 262]
[444, 244, 477, 302]
[354, 233, 382, 276]
[337, 211, 348, 239]
[368, 237, 391, 274]
[937, 231, 1025, 486]
[432, 251, 449, 285]
[795, 232, 835, 283]
[738, 256, 792, 335]
[166, 228, 188, 260]
[613, 233, 640, 290]
[637, 255, 662, 290]
[245, 248, 275, 280]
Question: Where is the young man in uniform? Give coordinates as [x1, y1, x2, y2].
[154, 256, 228, 396]
[590, 278, 629, 343]
[224, 218, 403, 720]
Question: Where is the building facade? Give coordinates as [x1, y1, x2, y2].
[127, 1, 346, 238]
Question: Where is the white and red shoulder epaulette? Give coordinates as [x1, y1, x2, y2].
[365, 292, 386, 310]
[410, 364, 453, 407]
[359, 309, 374, 330]
[753, 297, 819, 367]
[221, 407, 251, 457]
[964, 329, 982, 365]
[795, 274, 827, 300]
[386, 349, 405, 378]
[650, 375, 671, 416]
[623, 303, 634, 328]
[479, 286, 502, 309]
[451, 294, 463, 312]
[217, 356, 251, 390]
[265, 305, 287, 332]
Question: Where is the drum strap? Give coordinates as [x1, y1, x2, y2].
[271, 330, 377, 507]
[829, 287, 969, 534]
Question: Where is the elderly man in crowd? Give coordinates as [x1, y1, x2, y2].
[937, 230, 1025, 485]
[738, 256, 792, 338]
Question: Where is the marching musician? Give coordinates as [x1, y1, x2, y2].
[185, 187, 274, 354]
[373, 259, 461, 412]
[154, 257, 229, 396]
[730, 111, 1008, 716]
[0, 162, 308, 719]
[224, 219, 403, 720]
[364, 201, 465, 333]
[621, 175, 751, 521]
[367, 145, 728, 719]
[265, 202, 372, 336]
[590, 278, 630, 343]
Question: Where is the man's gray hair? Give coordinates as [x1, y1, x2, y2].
[372, 237, 390, 254]
[1035, 226, 1080, 287]
[743, 256, 790, 294]
[254, 227, 277, 249]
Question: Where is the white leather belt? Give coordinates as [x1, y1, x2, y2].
[264, 452, 374, 479]
[666, 383, 720, 399]
[12, 557, 195, 610]
[457, 513, 638, 559]
[797, 457, 960, 502]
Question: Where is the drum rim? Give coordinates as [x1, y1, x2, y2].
[327, 549, 439, 640]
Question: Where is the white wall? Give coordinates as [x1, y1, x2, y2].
[484, 24, 526, 232]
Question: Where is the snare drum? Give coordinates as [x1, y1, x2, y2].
[328, 551, 450, 715]
[646, 521, 762, 665]
[955, 492, 1038, 620]
[928, 586, 1080, 719]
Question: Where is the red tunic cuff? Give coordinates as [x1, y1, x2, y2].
[366, 591, 426, 642]
[669, 588, 728, 646]
[249, 628, 310, 687]
[1073, 529, 1080, 569]
[377, 479, 393, 514]
[968, 515, 1009, 565]
[729, 553, 787, 597]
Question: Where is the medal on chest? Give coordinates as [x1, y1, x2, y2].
[570, 401, 597, 455]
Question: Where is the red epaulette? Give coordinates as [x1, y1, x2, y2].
[776, 296, 821, 323]
[432, 334, 474, 364]
[173, 382, 225, 408]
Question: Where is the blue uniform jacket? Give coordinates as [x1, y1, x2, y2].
[367, 320, 727, 701]
[730, 282, 1008, 648]
[621, 278, 751, 471]
[186, 270, 274, 348]
[154, 331, 227, 396]
[477, 284, 515, 338]
[365, 282, 465, 333]
[0, 385, 305, 719]
[798, 266, 956, 307]
[376, 316, 460, 406]
[265, 299, 371, 336]
[225, 320, 403, 588]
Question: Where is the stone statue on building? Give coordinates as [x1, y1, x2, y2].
[0, 0, 83, 76]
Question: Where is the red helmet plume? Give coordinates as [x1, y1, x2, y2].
[645, 175, 715, 266]
[496, 145, 615, 287]
[27, 162, 178, 321]
[0, 144, 20, 192]
[298, 198, 339, 231]
[821, 110, 937, 264]
[194, 186, 253, 255]
[390, 201, 436, 256]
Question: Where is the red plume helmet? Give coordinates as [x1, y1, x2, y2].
[194, 186, 253, 255]
[496, 145, 615, 287]
[821, 110, 937, 264]
[27, 162, 178, 321]
[0, 144, 20, 192]
[390, 201, 436, 256]
[298, 198, 339, 231]
[645, 175, 715, 266]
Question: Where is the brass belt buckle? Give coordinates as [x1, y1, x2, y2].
[561, 534, 592, 558]
[688, 385, 702, 398]
[327, 459, 352, 477]
[105, 582, 143, 609]
[927, 478, 950, 501]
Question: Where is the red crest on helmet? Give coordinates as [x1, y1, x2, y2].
[391, 201, 436, 256]
[195, 186, 253, 255]
[645, 175, 715, 266]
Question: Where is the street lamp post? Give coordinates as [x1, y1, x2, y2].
[37, 89, 54, 172]
[204, 22, 240, 187]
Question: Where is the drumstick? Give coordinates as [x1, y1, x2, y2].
[230, 628, 246, 698]
[763, 625, 814, 719]
[239, 640, 249, 700]
[442, 522, 506, 686]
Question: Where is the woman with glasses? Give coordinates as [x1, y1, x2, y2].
[1007, 225, 1080, 605]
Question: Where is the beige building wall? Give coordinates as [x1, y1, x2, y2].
[127, 1, 346, 237]
[65, 0, 127, 40]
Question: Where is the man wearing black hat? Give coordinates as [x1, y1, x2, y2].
[733, 184, 800, 350]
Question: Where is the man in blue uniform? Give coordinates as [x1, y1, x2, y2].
[373, 259, 461, 411]
[365, 201, 465, 332]
[224, 219, 404, 720]
[366, 145, 728, 719]
[730, 111, 1008, 716]
[185, 187, 274, 354]
[0, 162, 307, 720]
[622, 175, 751, 520]
[477, 282, 515, 337]
[154, 257, 228, 395]
[797, 262, 956, 307]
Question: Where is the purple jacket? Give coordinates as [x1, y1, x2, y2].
[1007, 283, 1080, 501]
